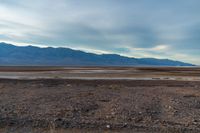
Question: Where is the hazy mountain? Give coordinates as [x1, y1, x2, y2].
[0, 42, 194, 66]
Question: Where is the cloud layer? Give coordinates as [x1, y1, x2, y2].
[0, 0, 200, 64]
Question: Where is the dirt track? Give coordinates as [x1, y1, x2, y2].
[0, 67, 200, 133]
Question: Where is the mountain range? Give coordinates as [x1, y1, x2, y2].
[0, 42, 194, 66]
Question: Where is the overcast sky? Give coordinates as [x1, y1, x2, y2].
[0, 0, 200, 64]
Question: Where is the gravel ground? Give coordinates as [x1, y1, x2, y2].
[0, 67, 200, 133]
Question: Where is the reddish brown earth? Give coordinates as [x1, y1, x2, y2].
[0, 67, 200, 133]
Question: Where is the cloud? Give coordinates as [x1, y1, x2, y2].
[0, 0, 200, 64]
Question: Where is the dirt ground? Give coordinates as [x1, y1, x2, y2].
[0, 67, 200, 133]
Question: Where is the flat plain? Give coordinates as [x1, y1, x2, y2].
[0, 67, 200, 133]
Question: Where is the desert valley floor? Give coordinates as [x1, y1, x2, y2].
[0, 67, 200, 133]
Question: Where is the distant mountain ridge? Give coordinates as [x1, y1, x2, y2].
[0, 42, 194, 66]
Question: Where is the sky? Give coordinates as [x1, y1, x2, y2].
[0, 0, 200, 65]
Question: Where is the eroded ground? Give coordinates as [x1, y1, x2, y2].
[0, 67, 200, 133]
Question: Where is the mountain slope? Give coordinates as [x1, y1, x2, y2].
[0, 43, 194, 66]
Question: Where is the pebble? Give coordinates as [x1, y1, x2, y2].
[67, 84, 71, 87]
[106, 124, 110, 129]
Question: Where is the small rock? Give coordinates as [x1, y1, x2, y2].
[67, 84, 71, 87]
[111, 112, 115, 115]
[106, 124, 110, 129]
[123, 122, 128, 127]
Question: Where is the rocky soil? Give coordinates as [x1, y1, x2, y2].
[0, 79, 200, 132]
